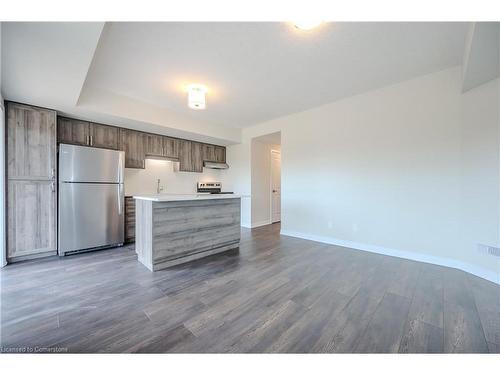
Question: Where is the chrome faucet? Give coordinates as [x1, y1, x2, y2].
[156, 179, 164, 194]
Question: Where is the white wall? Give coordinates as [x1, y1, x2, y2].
[459, 79, 500, 274]
[124, 159, 225, 196]
[221, 142, 252, 227]
[226, 66, 500, 283]
[281, 67, 464, 265]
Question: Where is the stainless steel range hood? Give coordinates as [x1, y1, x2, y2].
[204, 161, 229, 169]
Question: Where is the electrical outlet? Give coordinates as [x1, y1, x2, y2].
[477, 244, 500, 257]
[327, 221, 333, 229]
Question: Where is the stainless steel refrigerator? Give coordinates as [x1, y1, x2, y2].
[58, 144, 125, 256]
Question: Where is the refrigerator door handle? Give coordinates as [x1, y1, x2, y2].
[119, 156, 124, 183]
[117, 185, 123, 215]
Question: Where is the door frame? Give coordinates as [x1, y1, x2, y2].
[270, 149, 281, 223]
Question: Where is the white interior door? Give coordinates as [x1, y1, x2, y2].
[271, 150, 281, 223]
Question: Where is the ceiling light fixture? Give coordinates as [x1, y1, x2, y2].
[292, 20, 323, 31]
[187, 84, 207, 110]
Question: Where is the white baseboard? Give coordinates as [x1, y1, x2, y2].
[280, 229, 500, 285]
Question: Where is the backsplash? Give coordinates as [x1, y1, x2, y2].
[124, 158, 225, 196]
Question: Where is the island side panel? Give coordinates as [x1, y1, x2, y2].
[135, 199, 154, 271]
[152, 198, 241, 270]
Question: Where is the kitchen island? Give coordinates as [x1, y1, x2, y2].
[134, 194, 241, 271]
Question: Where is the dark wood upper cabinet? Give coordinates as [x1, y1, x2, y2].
[57, 115, 224, 172]
[179, 140, 203, 173]
[191, 142, 204, 173]
[146, 134, 180, 160]
[145, 133, 164, 157]
[178, 140, 193, 172]
[58, 118, 119, 151]
[214, 146, 226, 163]
[8, 103, 57, 180]
[57, 117, 90, 146]
[90, 123, 119, 150]
[163, 137, 179, 159]
[119, 129, 146, 169]
[203, 144, 226, 163]
[203, 144, 216, 162]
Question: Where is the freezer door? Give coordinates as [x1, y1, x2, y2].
[58, 183, 124, 254]
[59, 144, 124, 183]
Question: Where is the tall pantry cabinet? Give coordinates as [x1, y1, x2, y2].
[6, 102, 57, 261]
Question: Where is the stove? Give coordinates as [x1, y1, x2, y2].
[197, 182, 233, 194]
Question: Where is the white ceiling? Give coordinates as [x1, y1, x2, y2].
[2, 22, 469, 142]
[85, 22, 468, 128]
[462, 23, 500, 92]
[1, 22, 104, 108]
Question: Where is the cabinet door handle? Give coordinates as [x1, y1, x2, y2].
[51, 168, 55, 179]
[51, 182, 55, 192]
[90, 135, 93, 146]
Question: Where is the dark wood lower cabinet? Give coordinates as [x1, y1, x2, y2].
[7, 180, 57, 260]
[125, 196, 136, 243]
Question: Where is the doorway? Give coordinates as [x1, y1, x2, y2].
[250, 132, 281, 228]
[271, 149, 281, 223]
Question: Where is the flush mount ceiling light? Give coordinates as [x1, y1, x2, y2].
[187, 84, 207, 110]
[292, 20, 323, 30]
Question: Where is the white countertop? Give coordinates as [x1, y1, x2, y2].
[133, 193, 241, 202]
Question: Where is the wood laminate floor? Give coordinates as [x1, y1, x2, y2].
[1, 224, 499, 353]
